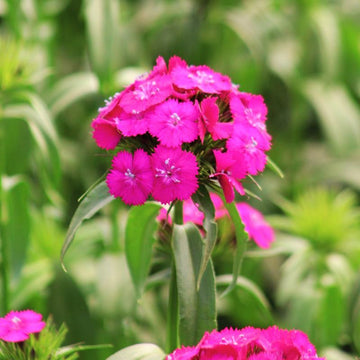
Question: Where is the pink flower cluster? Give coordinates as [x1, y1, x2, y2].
[158, 194, 274, 249]
[92, 56, 271, 205]
[0, 310, 46, 342]
[166, 326, 325, 360]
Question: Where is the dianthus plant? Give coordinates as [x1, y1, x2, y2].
[63, 56, 279, 358]
[92, 56, 271, 206]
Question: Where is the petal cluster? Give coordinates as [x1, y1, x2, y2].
[91, 56, 272, 206]
[166, 326, 325, 360]
[0, 310, 46, 342]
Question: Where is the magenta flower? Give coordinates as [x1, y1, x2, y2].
[91, 92, 123, 150]
[171, 64, 232, 94]
[166, 326, 325, 360]
[236, 203, 275, 249]
[227, 124, 268, 176]
[119, 74, 173, 113]
[92, 117, 122, 150]
[212, 150, 246, 203]
[0, 310, 46, 343]
[147, 99, 200, 147]
[106, 149, 153, 206]
[199, 97, 232, 142]
[230, 93, 271, 151]
[151, 146, 199, 204]
[114, 109, 149, 137]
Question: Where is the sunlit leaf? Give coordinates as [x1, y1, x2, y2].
[125, 202, 162, 299]
[302, 80, 360, 155]
[106, 343, 165, 360]
[83, 0, 121, 88]
[47, 72, 99, 116]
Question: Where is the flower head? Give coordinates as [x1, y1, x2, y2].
[92, 56, 272, 207]
[151, 146, 199, 204]
[106, 149, 153, 206]
[0, 310, 46, 343]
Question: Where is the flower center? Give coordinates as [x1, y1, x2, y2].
[155, 158, 181, 184]
[124, 168, 135, 182]
[133, 80, 160, 101]
[169, 112, 181, 126]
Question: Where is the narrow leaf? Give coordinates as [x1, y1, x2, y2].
[61, 181, 114, 267]
[221, 200, 248, 297]
[192, 186, 218, 289]
[172, 223, 217, 346]
[125, 202, 162, 299]
[106, 343, 165, 360]
[266, 156, 284, 178]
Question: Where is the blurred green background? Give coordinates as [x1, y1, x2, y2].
[0, 0, 360, 359]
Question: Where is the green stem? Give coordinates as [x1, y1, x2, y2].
[166, 201, 183, 353]
[166, 262, 179, 353]
[221, 199, 247, 297]
[0, 110, 9, 314]
[173, 201, 183, 225]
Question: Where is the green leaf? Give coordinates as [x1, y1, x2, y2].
[47, 72, 99, 117]
[172, 223, 217, 346]
[3, 176, 30, 280]
[216, 274, 273, 327]
[61, 181, 114, 267]
[317, 275, 344, 347]
[192, 186, 217, 289]
[125, 202, 162, 299]
[216, 274, 271, 310]
[221, 200, 248, 297]
[106, 343, 165, 360]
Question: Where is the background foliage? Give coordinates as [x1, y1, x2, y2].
[0, 0, 359, 359]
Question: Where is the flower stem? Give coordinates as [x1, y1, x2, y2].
[0, 111, 9, 314]
[166, 201, 183, 352]
[166, 262, 179, 353]
[173, 201, 183, 226]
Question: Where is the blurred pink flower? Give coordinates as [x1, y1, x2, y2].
[0, 310, 46, 343]
[106, 149, 153, 206]
[236, 203, 275, 249]
[151, 146, 199, 204]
